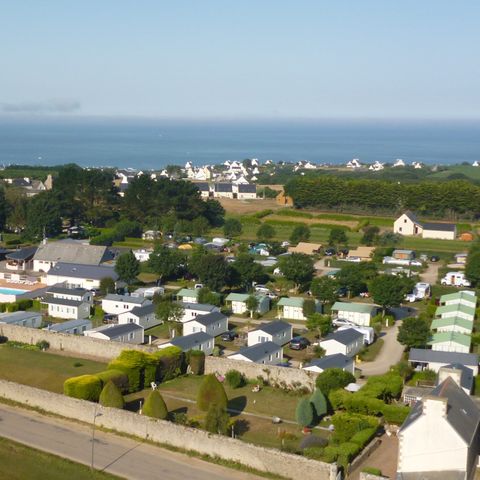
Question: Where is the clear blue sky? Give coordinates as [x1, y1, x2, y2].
[1, 0, 479, 119]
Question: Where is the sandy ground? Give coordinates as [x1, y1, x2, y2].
[218, 197, 280, 214]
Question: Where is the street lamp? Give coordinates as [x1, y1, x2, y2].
[91, 407, 102, 472]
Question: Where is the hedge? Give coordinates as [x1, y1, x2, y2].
[350, 427, 377, 448]
[188, 350, 205, 375]
[16, 299, 33, 310]
[107, 350, 149, 393]
[64, 374, 102, 402]
[381, 404, 410, 425]
[96, 369, 129, 393]
[99, 380, 125, 409]
[153, 346, 185, 382]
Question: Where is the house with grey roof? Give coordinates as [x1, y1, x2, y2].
[5, 246, 37, 271]
[228, 341, 283, 365]
[236, 184, 257, 199]
[46, 262, 119, 290]
[331, 302, 380, 327]
[183, 312, 228, 338]
[45, 318, 92, 335]
[213, 183, 234, 198]
[302, 353, 355, 375]
[247, 320, 292, 347]
[0, 311, 42, 328]
[117, 303, 160, 329]
[408, 349, 479, 376]
[437, 364, 475, 395]
[158, 332, 214, 356]
[43, 294, 91, 320]
[101, 294, 152, 315]
[394, 211, 456, 240]
[319, 328, 364, 358]
[84, 323, 144, 344]
[225, 293, 270, 316]
[397, 377, 480, 479]
[178, 302, 221, 323]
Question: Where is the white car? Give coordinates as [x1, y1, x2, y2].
[254, 285, 271, 294]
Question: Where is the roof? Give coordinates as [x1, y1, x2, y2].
[288, 242, 322, 255]
[322, 328, 363, 346]
[231, 341, 281, 362]
[332, 302, 378, 314]
[0, 311, 41, 324]
[46, 318, 92, 332]
[346, 246, 375, 258]
[42, 295, 85, 308]
[277, 297, 304, 308]
[402, 210, 421, 224]
[225, 293, 266, 303]
[47, 285, 88, 297]
[430, 316, 473, 331]
[48, 263, 119, 281]
[252, 320, 291, 336]
[5, 246, 37, 261]
[91, 323, 144, 338]
[305, 353, 353, 370]
[127, 303, 156, 317]
[188, 311, 227, 327]
[422, 222, 456, 232]
[400, 377, 480, 446]
[393, 249, 414, 255]
[33, 241, 108, 265]
[177, 288, 199, 298]
[103, 294, 147, 305]
[436, 303, 476, 317]
[238, 184, 256, 193]
[167, 332, 213, 350]
[178, 302, 218, 313]
[428, 331, 472, 348]
[438, 364, 474, 392]
[214, 183, 233, 192]
[440, 291, 477, 304]
[194, 182, 210, 191]
[397, 472, 465, 480]
[408, 348, 478, 367]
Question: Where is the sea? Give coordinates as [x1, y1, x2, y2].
[0, 117, 479, 170]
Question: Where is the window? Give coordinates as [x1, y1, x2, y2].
[128, 332, 134, 340]
[259, 336, 268, 343]
[399, 227, 403, 232]
[275, 352, 279, 358]
[268, 355, 272, 361]
[404, 219, 407, 223]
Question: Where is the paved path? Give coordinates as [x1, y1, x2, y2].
[358, 322, 404, 376]
[0, 404, 263, 480]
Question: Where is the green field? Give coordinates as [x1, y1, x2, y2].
[0, 346, 107, 393]
[0, 436, 120, 480]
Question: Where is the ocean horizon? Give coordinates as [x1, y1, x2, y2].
[0, 116, 479, 169]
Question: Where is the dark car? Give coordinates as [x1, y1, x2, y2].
[289, 336, 310, 350]
[430, 255, 440, 262]
[336, 286, 348, 297]
[324, 247, 336, 256]
[221, 330, 237, 341]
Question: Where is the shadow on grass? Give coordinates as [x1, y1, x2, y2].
[228, 395, 247, 416]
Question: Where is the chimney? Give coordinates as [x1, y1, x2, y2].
[438, 367, 463, 390]
[423, 396, 448, 418]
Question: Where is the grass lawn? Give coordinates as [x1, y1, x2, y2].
[474, 375, 480, 396]
[0, 436, 120, 480]
[0, 346, 107, 393]
[358, 338, 384, 362]
[145, 323, 171, 340]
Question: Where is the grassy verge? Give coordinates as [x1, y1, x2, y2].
[358, 338, 384, 362]
[0, 436, 120, 480]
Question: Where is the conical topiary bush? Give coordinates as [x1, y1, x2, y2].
[196, 374, 228, 411]
[143, 390, 168, 419]
[99, 380, 124, 409]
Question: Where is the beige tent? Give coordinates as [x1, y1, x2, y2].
[288, 242, 322, 255]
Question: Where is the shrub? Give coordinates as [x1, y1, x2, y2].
[6, 303, 19, 313]
[16, 299, 33, 310]
[96, 369, 129, 393]
[316, 368, 355, 395]
[328, 389, 352, 411]
[99, 380, 124, 409]
[296, 397, 314, 427]
[64, 375, 102, 402]
[188, 350, 205, 375]
[303, 446, 325, 460]
[153, 346, 185, 382]
[35, 340, 50, 351]
[381, 404, 410, 425]
[225, 369, 245, 389]
[309, 389, 327, 420]
[197, 374, 228, 411]
[350, 427, 377, 448]
[90, 232, 115, 246]
[331, 412, 378, 444]
[335, 442, 361, 469]
[107, 350, 150, 393]
[0, 304, 6, 313]
[143, 390, 168, 419]
[204, 404, 230, 435]
[362, 467, 382, 476]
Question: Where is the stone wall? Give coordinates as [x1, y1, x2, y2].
[205, 356, 319, 392]
[360, 473, 389, 480]
[0, 380, 337, 480]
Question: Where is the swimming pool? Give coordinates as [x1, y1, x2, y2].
[0, 287, 28, 295]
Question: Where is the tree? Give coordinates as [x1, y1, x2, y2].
[195, 254, 230, 291]
[310, 277, 338, 305]
[115, 251, 140, 284]
[143, 390, 168, 419]
[191, 217, 210, 236]
[336, 262, 378, 297]
[296, 397, 314, 427]
[0, 188, 7, 231]
[328, 228, 348, 247]
[99, 277, 116, 296]
[197, 287, 221, 306]
[302, 299, 317, 317]
[225, 369, 245, 389]
[245, 295, 259, 318]
[465, 251, 480, 286]
[155, 299, 184, 323]
[256, 223, 276, 241]
[204, 404, 230, 435]
[361, 226, 380, 246]
[277, 253, 314, 288]
[148, 246, 186, 282]
[231, 254, 266, 288]
[306, 313, 333, 338]
[223, 218, 242, 237]
[309, 389, 327, 419]
[290, 225, 311, 244]
[197, 374, 228, 411]
[397, 317, 431, 348]
[99, 380, 124, 409]
[25, 191, 62, 239]
[369, 274, 414, 314]
[203, 199, 225, 227]
[315, 368, 355, 395]
[378, 231, 402, 246]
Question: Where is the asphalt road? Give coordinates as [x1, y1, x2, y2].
[0, 404, 263, 480]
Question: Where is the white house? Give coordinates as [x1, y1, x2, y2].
[176, 288, 199, 304]
[247, 320, 293, 347]
[397, 377, 480, 479]
[408, 349, 479, 376]
[142, 230, 161, 241]
[43, 296, 91, 320]
[101, 294, 152, 315]
[182, 312, 228, 338]
[178, 302, 220, 323]
[236, 184, 257, 199]
[277, 297, 321, 321]
[393, 211, 456, 240]
[225, 293, 270, 316]
[228, 341, 283, 365]
[0, 311, 42, 328]
[429, 332, 471, 354]
[133, 248, 153, 262]
[319, 329, 364, 358]
[440, 291, 477, 309]
[84, 323, 144, 344]
[158, 332, 214, 356]
[46, 263, 119, 289]
[213, 183, 234, 199]
[302, 353, 355, 375]
[45, 318, 92, 335]
[331, 302, 379, 327]
[117, 303, 160, 329]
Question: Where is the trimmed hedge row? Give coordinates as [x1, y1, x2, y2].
[64, 374, 102, 402]
[0, 299, 34, 313]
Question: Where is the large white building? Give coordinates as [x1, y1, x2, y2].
[46, 263, 119, 290]
[101, 294, 152, 315]
[394, 211, 456, 240]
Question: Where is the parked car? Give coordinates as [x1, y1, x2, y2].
[194, 283, 204, 289]
[336, 287, 348, 297]
[266, 291, 278, 299]
[103, 314, 118, 324]
[430, 255, 440, 262]
[289, 336, 310, 350]
[254, 284, 270, 294]
[324, 248, 336, 256]
[221, 330, 238, 341]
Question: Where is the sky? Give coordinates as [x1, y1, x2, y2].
[1, 0, 479, 119]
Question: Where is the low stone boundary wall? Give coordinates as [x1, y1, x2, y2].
[0, 380, 337, 480]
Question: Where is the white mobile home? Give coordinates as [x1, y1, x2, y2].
[101, 294, 152, 315]
[182, 312, 228, 337]
[84, 323, 144, 344]
[0, 311, 42, 328]
[228, 341, 283, 365]
[331, 302, 379, 327]
[178, 302, 220, 323]
[158, 332, 214, 356]
[117, 303, 160, 329]
[225, 293, 270, 315]
[247, 320, 292, 347]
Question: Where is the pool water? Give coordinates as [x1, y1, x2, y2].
[0, 287, 28, 295]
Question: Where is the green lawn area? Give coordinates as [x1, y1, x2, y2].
[0, 436, 120, 480]
[358, 338, 384, 362]
[145, 323, 171, 339]
[0, 346, 107, 393]
[474, 375, 480, 396]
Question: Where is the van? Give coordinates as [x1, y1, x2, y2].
[441, 272, 471, 287]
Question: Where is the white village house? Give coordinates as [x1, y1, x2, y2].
[394, 211, 457, 240]
[178, 302, 220, 323]
[117, 303, 160, 329]
[0, 311, 42, 328]
[302, 353, 355, 375]
[158, 332, 214, 356]
[408, 349, 479, 376]
[45, 318, 92, 335]
[46, 263, 119, 290]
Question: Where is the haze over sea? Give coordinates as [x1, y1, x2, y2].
[0, 117, 479, 170]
